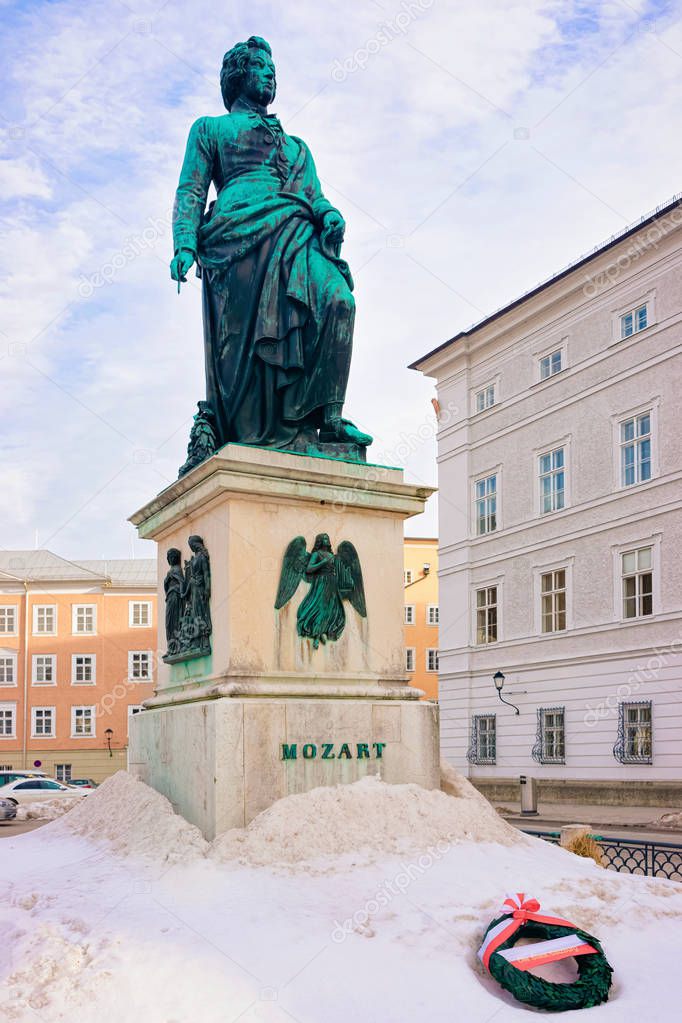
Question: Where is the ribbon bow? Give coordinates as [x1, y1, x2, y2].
[478, 893, 578, 972]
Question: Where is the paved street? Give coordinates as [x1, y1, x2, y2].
[0, 820, 47, 838]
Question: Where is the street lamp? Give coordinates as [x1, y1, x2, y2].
[493, 670, 520, 715]
[105, 727, 114, 757]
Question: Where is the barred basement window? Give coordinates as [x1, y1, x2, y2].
[532, 707, 565, 764]
[467, 714, 496, 765]
[613, 701, 652, 764]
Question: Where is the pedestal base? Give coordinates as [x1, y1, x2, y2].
[128, 696, 439, 840]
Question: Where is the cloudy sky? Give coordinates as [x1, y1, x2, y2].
[1, 0, 680, 559]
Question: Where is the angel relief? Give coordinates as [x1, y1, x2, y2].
[274, 533, 366, 648]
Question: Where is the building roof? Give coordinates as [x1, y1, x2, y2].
[0, 550, 156, 588]
[409, 192, 682, 371]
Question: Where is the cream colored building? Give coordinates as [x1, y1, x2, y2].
[411, 195, 682, 806]
[403, 538, 439, 700]
[0, 551, 157, 782]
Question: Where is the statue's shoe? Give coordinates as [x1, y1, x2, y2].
[319, 418, 373, 447]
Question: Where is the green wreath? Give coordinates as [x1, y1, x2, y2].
[479, 905, 613, 1013]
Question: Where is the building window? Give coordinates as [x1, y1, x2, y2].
[614, 701, 652, 764]
[404, 605, 415, 625]
[72, 655, 96, 685]
[476, 586, 498, 644]
[467, 714, 496, 765]
[426, 648, 439, 672]
[0, 657, 16, 686]
[539, 349, 563, 379]
[72, 604, 96, 635]
[538, 446, 565, 514]
[32, 707, 55, 738]
[32, 655, 56, 685]
[0, 704, 16, 737]
[55, 764, 72, 782]
[129, 601, 152, 628]
[33, 605, 56, 635]
[622, 547, 653, 619]
[128, 651, 152, 681]
[540, 570, 566, 633]
[620, 412, 651, 487]
[620, 303, 648, 339]
[532, 707, 565, 764]
[475, 383, 496, 412]
[404, 570, 413, 585]
[71, 706, 95, 738]
[475, 474, 497, 535]
[405, 648, 415, 672]
[427, 605, 439, 625]
[0, 606, 17, 635]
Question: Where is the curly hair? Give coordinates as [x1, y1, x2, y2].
[220, 36, 274, 111]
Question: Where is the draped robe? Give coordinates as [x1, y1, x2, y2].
[172, 100, 355, 450]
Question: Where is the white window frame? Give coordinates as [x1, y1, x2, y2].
[71, 654, 96, 685]
[427, 604, 439, 625]
[537, 444, 568, 515]
[31, 706, 56, 739]
[533, 435, 571, 517]
[71, 705, 96, 738]
[472, 379, 498, 415]
[611, 400, 659, 492]
[618, 409, 655, 488]
[405, 648, 415, 673]
[621, 547, 654, 620]
[611, 290, 655, 343]
[534, 338, 568, 384]
[426, 648, 439, 673]
[55, 763, 72, 782]
[32, 604, 57, 636]
[128, 650, 153, 682]
[537, 707, 566, 764]
[0, 703, 17, 738]
[611, 535, 661, 622]
[471, 713, 497, 765]
[404, 570, 413, 586]
[404, 604, 416, 625]
[32, 654, 57, 686]
[0, 654, 17, 687]
[473, 468, 500, 537]
[72, 604, 97, 635]
[0, 606, 18, 635]
[473, 581, 501, 646]
[533, 558, 573, 635]
[129, 601, 152, 628]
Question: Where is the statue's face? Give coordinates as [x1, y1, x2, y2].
[242, 49, 276, 107]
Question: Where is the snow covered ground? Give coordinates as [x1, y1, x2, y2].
[0, 770, 680, 1022]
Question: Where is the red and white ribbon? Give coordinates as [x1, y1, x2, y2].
[478, 893, 597, 973]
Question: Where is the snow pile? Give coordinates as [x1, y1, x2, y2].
[654, 811, 682, 829]
[16, 797, 83, 822]
[61, 771, 208, 864]
[211, 772, 522, 869]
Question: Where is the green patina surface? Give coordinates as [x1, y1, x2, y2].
[281, 742, 386, 760]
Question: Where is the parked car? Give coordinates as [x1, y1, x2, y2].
[0, 778, 91, 805]
[0, 770, 47, 788]
[0, 798, 17, 821]
[67, 779, 98, 789]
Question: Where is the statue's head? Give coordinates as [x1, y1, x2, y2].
[188, 534, 205, 553]
[221, 36, 275, 111]
[167, 547, 182, 566]
[313, 533, 332, 552]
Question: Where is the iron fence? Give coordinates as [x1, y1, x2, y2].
[523, 829, 682, 883]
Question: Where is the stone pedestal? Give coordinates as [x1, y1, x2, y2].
[128, 445, 438, 838]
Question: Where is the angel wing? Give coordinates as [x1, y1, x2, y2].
[336, 541, 367, 617]
[274, 536, 309, 609]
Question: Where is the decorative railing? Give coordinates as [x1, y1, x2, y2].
[523, 830, 682, 883]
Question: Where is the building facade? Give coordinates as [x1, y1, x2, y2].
[412, 196, 682, 805]
[403, 538, 439, 700]
[0, 551, 157, 782]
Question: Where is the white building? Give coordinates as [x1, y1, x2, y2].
[411, 195, 682, 807]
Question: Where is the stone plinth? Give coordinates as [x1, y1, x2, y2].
[128, 697, 439, 840]
[128, 446, 438, 838]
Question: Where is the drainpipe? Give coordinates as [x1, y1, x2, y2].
[22, 583, 29, 770]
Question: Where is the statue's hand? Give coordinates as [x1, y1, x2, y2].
[170, 248, 195, 283]
[321, 210, 345, 249]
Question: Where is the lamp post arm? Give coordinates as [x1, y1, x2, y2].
[497, 691, 520, 715]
